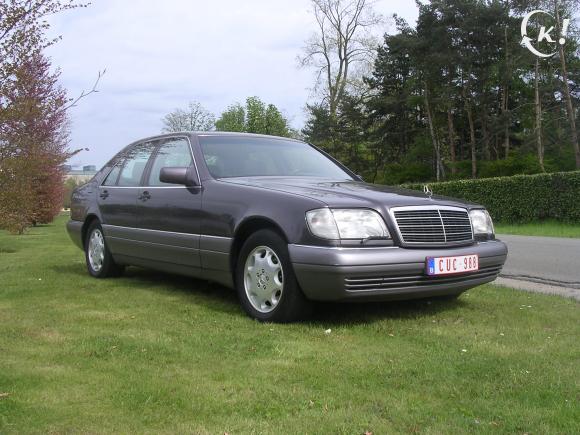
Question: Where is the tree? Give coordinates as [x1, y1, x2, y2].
[0, 53, 71, 232]
[322, 0, 580, 184]
[0, 1, 85, 233]
[214, 103, 245, 132]
[0, 1, 84, 89]
[303, 94, 372, 177]
[298, 0, 383, 119]
[554, 0, 580, 169]
[161, 101, 215, 133]
[215, 97, 292, 137]
[365, 17, 419, 162]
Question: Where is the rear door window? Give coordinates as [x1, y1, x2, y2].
[117, 142, 156, 187]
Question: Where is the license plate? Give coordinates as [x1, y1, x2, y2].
[426, 254, 478, 276]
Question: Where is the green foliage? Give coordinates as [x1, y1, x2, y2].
[215, 97, 291, 137]
[62, 178, 84, 209]
[215, 103, 245, 132]
[375, 163, 433, 185]
[303, 96, 378, 179]
[401, 171, 580, 223]
[445, 153, 547, 180]
[304, 0, 580, 181]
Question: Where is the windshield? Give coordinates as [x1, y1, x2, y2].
[199, 136, 354, 180]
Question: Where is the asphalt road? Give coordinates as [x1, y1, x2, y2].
[497, 234, 580, 289]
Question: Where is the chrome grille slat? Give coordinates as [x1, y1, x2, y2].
[391, 206, 474, 246]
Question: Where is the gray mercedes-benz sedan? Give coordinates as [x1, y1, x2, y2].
[67, 132, 507, 322]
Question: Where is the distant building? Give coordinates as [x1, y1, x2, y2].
[65, 165, 98, 183]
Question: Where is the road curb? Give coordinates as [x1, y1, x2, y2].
[500, 273, 580, 289]
[493, 277, 580, 302]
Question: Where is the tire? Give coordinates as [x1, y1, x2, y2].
[235, 229, 312, 322]
[84, 220, 124, 278]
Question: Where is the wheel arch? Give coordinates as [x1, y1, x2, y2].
[230, 217, 289, 286]
[81, 214, 100, 248]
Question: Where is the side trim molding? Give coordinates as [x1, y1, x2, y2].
[101, 224, 233, 252]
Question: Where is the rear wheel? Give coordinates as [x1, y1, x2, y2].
[84, 220, 124, 278]
[236, 229, 311, 322]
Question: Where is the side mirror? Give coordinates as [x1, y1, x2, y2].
[159, 167, 198, 187]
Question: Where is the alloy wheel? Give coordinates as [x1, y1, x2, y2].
[243, 245, 284, 313]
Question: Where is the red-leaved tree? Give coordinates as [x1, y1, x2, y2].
[0, 0, 88, 233]
[0, 54, 71, 232]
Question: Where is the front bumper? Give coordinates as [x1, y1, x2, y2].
[289, 240, 508, 301]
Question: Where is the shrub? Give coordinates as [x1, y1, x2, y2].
[400, 171, 580, 223]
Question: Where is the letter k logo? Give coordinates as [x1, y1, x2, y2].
[538, 26, 554, 43]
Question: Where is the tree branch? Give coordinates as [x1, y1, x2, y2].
[62, 68, 105, 111]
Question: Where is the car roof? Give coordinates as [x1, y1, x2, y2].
[127, 131, 304, 145]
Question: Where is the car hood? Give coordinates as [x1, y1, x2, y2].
[221, 177, 480, 210]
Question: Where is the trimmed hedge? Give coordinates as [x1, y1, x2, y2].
[400, 171, 580, 223]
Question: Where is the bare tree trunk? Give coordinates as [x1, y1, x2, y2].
[502, 26, 510, 158]
[447, 108, 456, 175]
[299, 0, 382, 121]
[467, 106, 476, 178]
[425, 85, 444, 181]
[534, 57, 545, 172]
[555, 3, 580, 169]
[463, 91, 477, 178]
[503, 85, 510, 158]
[482, 111, 491, 161]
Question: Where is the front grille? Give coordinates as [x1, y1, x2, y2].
[391, 206, 473, 245]
[344, 265, 501, 292]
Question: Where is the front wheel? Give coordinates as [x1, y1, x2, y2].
[84, 221, 124, 278]
[236, 229, 311, 322]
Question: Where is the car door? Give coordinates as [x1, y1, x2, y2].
[97, 141, 156, 256]
[134, 136, 202, 268]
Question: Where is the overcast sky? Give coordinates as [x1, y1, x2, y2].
[46, 0, 419, 168]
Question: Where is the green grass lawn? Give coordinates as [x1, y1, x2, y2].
[495, 220, 580, 238]
[1, 216, 579, 434]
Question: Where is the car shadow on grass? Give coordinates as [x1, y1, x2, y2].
[125, 268, 239, 305]
[53, 263, 242, 314]
[309, 297, 466, 326]
[121, 268, 467, 324]
[52, 263, 466, 324]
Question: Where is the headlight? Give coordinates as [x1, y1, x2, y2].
[306, 208, 390, 240]
[469, 209, 494, 235]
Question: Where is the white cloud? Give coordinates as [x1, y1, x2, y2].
[46, 0, 418, 167]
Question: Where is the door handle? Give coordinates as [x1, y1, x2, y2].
[99, 190, 109, 199]
[138, 191, 151, 201]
